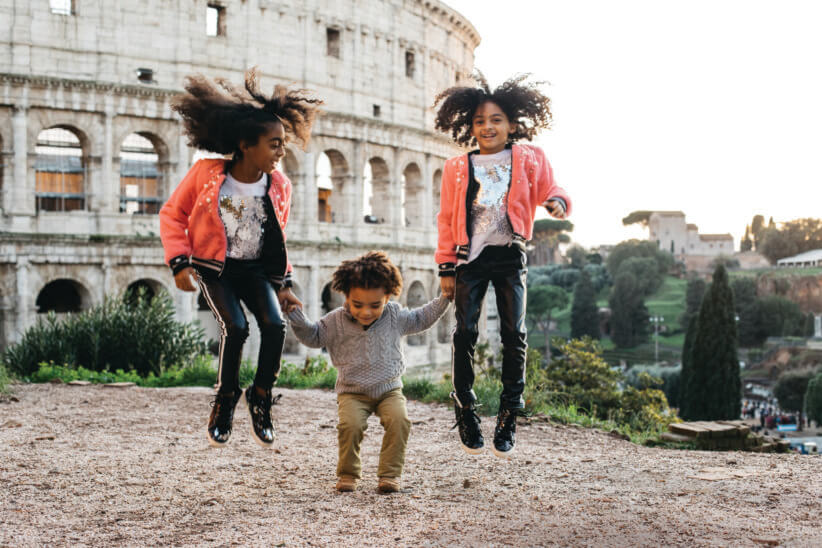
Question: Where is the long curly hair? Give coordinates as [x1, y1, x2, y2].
[433, 71, 552, 147]
[332, 251, 403, 297]
[172, 67, 323, 157]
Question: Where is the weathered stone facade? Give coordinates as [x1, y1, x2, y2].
[0, 0, 484, 369]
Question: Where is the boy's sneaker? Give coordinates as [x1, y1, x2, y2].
[452, 398, 484, 455]
[492, 407, 520, 458]
[377, 477, 401, 494]
[335, 475, 358, 492]
[244, 386, 276, 447]
[207, 391, 241, 448]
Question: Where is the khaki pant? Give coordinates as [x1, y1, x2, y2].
[336, 388, 411, 479]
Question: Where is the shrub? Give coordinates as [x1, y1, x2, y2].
[773, 369, 817, 414]
[276, 355, 337, 390]
[626, 364, 681, 409]
[0, 362, 10, 393]
[1, 289, 207, 377]
[805, 372, 822, 426]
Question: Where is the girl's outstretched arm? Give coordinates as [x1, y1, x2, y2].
[287, 307, 335, 349]
[398, 295, 451, 336]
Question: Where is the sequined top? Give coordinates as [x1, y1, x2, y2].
[467, 149, 514, 263]
[218, 172, 268, 260]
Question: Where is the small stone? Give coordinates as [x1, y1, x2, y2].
[462, 479, 471, 488]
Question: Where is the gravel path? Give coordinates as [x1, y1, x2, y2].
[1, 384, 821, 547]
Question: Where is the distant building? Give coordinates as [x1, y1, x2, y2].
[777, 249, 822, 268]
[647, 211, 734, 259]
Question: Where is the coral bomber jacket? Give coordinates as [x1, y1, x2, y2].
[159, 158, 293, 287]
[435, 144, 572, 271]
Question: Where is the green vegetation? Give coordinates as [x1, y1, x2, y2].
[805, 371, 822, 426]
[773, 369, 817, 415]
[570, 270, 600, 340]
[679, 265, 741, 421]
[0, 362, 9, 394]
[757, 217, 822, 263]
[1, 290, 207, 377]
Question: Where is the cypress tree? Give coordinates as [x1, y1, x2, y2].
[609, 271, 649, 348]
[686, 265, 741, 420]
[571, 270, 600, 340]
[678, 315, 698, 419]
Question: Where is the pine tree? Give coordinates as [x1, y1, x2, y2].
[678, 315, 698, 419]
[609, 271, 649, 348]
[740, 226, 753, 252]
[685, 265, 741, 420]
[571, 270, 600, 340]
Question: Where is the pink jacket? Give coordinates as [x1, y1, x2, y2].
[435, 144, 572, 267]
[159, 158, 293, 286]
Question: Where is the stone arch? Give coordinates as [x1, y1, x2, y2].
[365, 156, 391, 223]
[125, 278, 166, 302]
[321, 281, 344, 315]
[119, 132, 165, 214]
[406, 280, 427, 346]
[432, 168, 443, 227]
[36, 278, 92, 313]
[316, 149, 351, 223]
[402, 162, 423, 227]
[34, 126, 88, 212]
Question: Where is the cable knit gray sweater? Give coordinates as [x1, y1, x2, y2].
[287, 296, 450, 399]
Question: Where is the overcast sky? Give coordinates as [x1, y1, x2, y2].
[441, 0, 822, 248]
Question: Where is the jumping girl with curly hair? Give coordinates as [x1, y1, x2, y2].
[159, 68, 322, 449]
[433, 72, 572, 458]
[287, 251, 450, 494]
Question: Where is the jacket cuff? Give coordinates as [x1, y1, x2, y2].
[282, 272, 293, 289]
[169, 255, 191, 275]
[438, 263, 456, 277]
[545, 197, 567, 215]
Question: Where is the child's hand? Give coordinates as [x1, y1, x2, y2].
[277, 287, 302, 313]
[440, 276, 455, 300]
[546, 199, 566, 219]
[173, 267, 197, 292]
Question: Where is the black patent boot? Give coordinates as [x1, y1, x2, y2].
[207, 391, 241, 448]
[492, 407, 520, 458]
[451, 394, 484, 455]
[244, 386, 277, 447]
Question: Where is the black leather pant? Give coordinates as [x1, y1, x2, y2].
[452, 245, 528, 410]
[196, 259, 286, 395]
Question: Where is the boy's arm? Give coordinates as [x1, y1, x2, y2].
[286, 307, 334, 349]
[434, 161, 458, 276]
[534, 147, 572, 217]
[398, 295, 451, 336]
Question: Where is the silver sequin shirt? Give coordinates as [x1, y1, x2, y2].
[218, 173, 268, 260]
[467, 149, 514, 263]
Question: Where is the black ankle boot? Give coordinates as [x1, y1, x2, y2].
[245, 386, 276, 447]
[451, 395, 484, 455]
[492, 407, 520, 458]
[207, 391, 241, 447]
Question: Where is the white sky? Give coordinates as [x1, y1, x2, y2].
[442, 0, 822, 248]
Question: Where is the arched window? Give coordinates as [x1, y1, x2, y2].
[316, 150, 350, 223]
[366, 157, 390, 224]
[120, 133, 162, 214]
[36, 279, 89, 313]
[125, 279, 164, 305]
[402, 163, 423, 227]
[432, 168, 443, 227]
[35, 127, 85, 212]
[437, 289, 454, 344]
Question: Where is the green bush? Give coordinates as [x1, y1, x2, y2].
[0, 362, 10, 393]
[626, 364, 681, 409]
[276, 355, 337, 390]
[31, 355, 217, 387]
[805, 372, 822, 426]
[1, 289, 207, 377]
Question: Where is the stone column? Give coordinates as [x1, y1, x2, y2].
[302, 151, 318, 238]
[101, 107, 115, 212]
[814, 315, 822, 339]
[350, 139, 364, 241]
[12, 106, 33, 215]
[422, 153, 433, 233]
[390, 146, 401, 243]
[15, 257, 32, 343]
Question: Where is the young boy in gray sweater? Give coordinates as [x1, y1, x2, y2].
[287, 251, 450, 494]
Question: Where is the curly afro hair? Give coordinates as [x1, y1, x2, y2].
[331, 251, 403, 297]
[172, 67, 323, 157]
[433, 71, 552, 147]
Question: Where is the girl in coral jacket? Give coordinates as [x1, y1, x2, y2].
[159, 69, 322, 448]
[433, 73, 572, 458]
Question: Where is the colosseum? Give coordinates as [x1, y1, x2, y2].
[0, 0, 502, 370]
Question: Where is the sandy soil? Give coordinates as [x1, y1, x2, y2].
[1, 383, 821, 547]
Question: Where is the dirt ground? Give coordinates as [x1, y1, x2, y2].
[1, 384, 821, 547]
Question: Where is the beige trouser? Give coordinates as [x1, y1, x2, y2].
[336, 388, 411, 479]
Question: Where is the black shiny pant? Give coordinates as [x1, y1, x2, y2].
[196, 259, 286, 395]
[452, 246, 528, 410]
